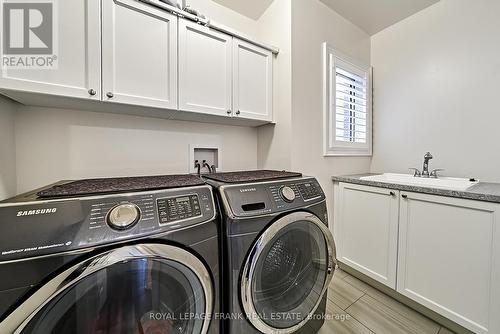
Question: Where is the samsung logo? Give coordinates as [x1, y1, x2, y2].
[239, 188, 257, 193]
[17, 208, 57, 217]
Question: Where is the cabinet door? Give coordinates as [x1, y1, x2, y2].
[102, 0, 177, 109]
[178, 19, 232, 117]
[0, 0, 100, 99]
[232, 38, 273, 121]
[334, 182, 399, 288]
[398, 192, 500, 334]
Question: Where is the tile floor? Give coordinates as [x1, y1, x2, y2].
[321, 268, 456, 334]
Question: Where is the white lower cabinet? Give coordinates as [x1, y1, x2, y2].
[334, 182, 500, 334]
[334, 183, 399, 288]
[102, 0, 178, 109]
[397, 192, 500, 334]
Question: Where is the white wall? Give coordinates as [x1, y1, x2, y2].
[257, 0, 292, 170]
[291, 0, 372, 223]
[186, 0, 259, 38]
[371, 0, 500, 182]
[14, 106, 257, 193]
[0, 96, 17, 200]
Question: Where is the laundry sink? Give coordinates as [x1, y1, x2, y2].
[360, 173, 479, 191]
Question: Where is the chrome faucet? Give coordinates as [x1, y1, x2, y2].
[422, 152, 433, 178]
[409, 152, 443, 178]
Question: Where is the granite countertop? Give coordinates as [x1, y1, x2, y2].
[332, 174, 500, 204]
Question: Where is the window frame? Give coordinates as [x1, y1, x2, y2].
[323, 43, 373, 157]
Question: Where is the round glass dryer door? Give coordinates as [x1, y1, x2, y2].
[241, 212, 336, 334]
[4, 244, 213, 334]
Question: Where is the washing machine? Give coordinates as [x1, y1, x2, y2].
[204, 170, 336, 334]
[0, 174, 220, 334]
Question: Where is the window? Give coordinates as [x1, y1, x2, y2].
[323, 43, 372, 156]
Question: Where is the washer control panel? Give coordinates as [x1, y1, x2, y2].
[86, 188, 213, 240]
[223, 177, 325, 217]
[157, 195, 202, 224]
[0, 186, 215, 262]
[297, 181, 323, 200]
[270, 184, 300, 210]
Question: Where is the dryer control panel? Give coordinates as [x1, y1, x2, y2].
[0, 186, 215, 262]
[222, 177, 325, 217]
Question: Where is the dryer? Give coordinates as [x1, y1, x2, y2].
[204, 171, 336, 334]
[0, 175, 220, 334]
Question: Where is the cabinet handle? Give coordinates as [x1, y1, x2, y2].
[389, 191, 395, 196]
[236, 110, 241, 115]
[227, 109, 232, 115]
[106, 92, 114, 98]
[88, 89, 96, 96]
[402, 194, 408, 199]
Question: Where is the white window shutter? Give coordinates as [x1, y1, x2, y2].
[323, 43, 372, 156]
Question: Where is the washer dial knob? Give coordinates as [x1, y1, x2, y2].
[107, 203, 140, 230]
[280, 186, 296, 202]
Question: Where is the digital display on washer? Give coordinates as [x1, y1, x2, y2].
[157, 195, 202, 224]
[297, 182, 321, 200]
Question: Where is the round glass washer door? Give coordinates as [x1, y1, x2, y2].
[241, 211, 336, 334]
[1, 244, 213, 334]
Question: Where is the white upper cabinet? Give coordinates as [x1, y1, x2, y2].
[0, 0, 101, 100]
[178, 19, 232, 117]
[0, 2, 275, 125]
[334, 182, 399, 288]
[397, 192, 500, 334]
[232, 38, 273, 121]
[102, 0, 177, 109]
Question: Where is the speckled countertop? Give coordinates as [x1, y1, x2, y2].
[332, 174, 500, 204]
